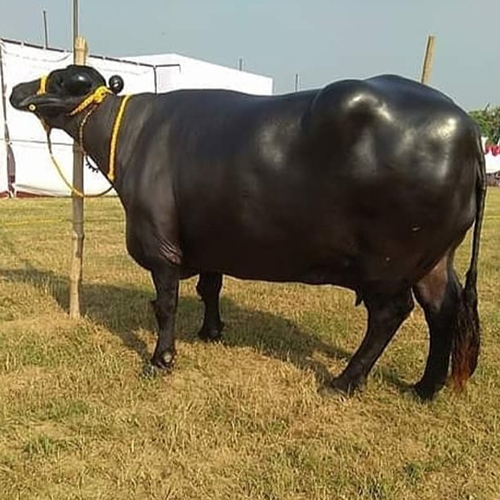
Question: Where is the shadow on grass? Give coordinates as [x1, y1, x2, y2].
[0, 267, 412, 393]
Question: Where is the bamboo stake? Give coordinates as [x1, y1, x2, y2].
[69, 36, 88, 319]
[420, 35, 436, 85]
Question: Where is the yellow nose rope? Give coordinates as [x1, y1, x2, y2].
[32, 75, 131, 197]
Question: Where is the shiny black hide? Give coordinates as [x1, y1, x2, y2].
[10, 67, 486, 399]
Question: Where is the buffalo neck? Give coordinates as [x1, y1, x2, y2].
[63, 94, 124, 181]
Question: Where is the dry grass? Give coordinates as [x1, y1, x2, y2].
[1, 192, 500, 500]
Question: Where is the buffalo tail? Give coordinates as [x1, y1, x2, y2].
[451, 139, 487, 391]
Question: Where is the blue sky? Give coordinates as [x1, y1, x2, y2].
[1, 0, 498, 109]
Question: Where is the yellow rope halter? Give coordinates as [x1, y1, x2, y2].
[46, 134, 114, 198]
[108, 94, 132, 182]
[68, 85, 112, 116]
[33, 75, 131, 197]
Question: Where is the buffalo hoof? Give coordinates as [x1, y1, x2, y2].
[329, 375, 365, 396]
[151, 350, 175, 372]
[198, 322, 224, 342]
[413, 381, 439, 401]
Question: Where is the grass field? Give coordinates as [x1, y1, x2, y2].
[1, 191, 500, 500]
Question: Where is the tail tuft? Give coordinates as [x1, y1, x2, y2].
[450, 271, 480, 391]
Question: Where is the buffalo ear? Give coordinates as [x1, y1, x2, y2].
[108, 75, 124, 94]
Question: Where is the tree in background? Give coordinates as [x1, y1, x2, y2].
[470, 106, 500, 144]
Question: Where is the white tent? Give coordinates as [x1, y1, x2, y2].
[0, 39, 273, 197]
[125, 53, 273, 95]
[482, 137, 500, 175]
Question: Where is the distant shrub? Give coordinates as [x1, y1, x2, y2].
[470, 106, 500, 144]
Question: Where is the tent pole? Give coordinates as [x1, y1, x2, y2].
[0, 43, 15, 197]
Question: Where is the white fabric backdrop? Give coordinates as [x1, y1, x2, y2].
[0, 78, 7, 195]
[0, 138, 7, 196]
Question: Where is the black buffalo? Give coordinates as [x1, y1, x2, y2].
[10, 65, 486, 400]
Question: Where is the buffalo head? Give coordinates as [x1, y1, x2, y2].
[9, 65, 124, 129]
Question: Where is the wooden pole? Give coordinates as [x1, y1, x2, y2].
[42, 10, 49, 48]
[420, 35, 436, 85]
[69, 36, 87, 319]
[73, 0, 79, 41]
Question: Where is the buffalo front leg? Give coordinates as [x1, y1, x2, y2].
[330, 289, 414, 394]
[150, 264, 180, 370]
[196, 272, 224, 341]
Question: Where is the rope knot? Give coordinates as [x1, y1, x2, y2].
[69, 86, 112, 116]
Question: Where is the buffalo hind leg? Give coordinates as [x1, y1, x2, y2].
[413, 256, 461, 400]
[331, 289, 414, 394]
[196, 272, 224, 341]
[150, 263, 180, 370]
